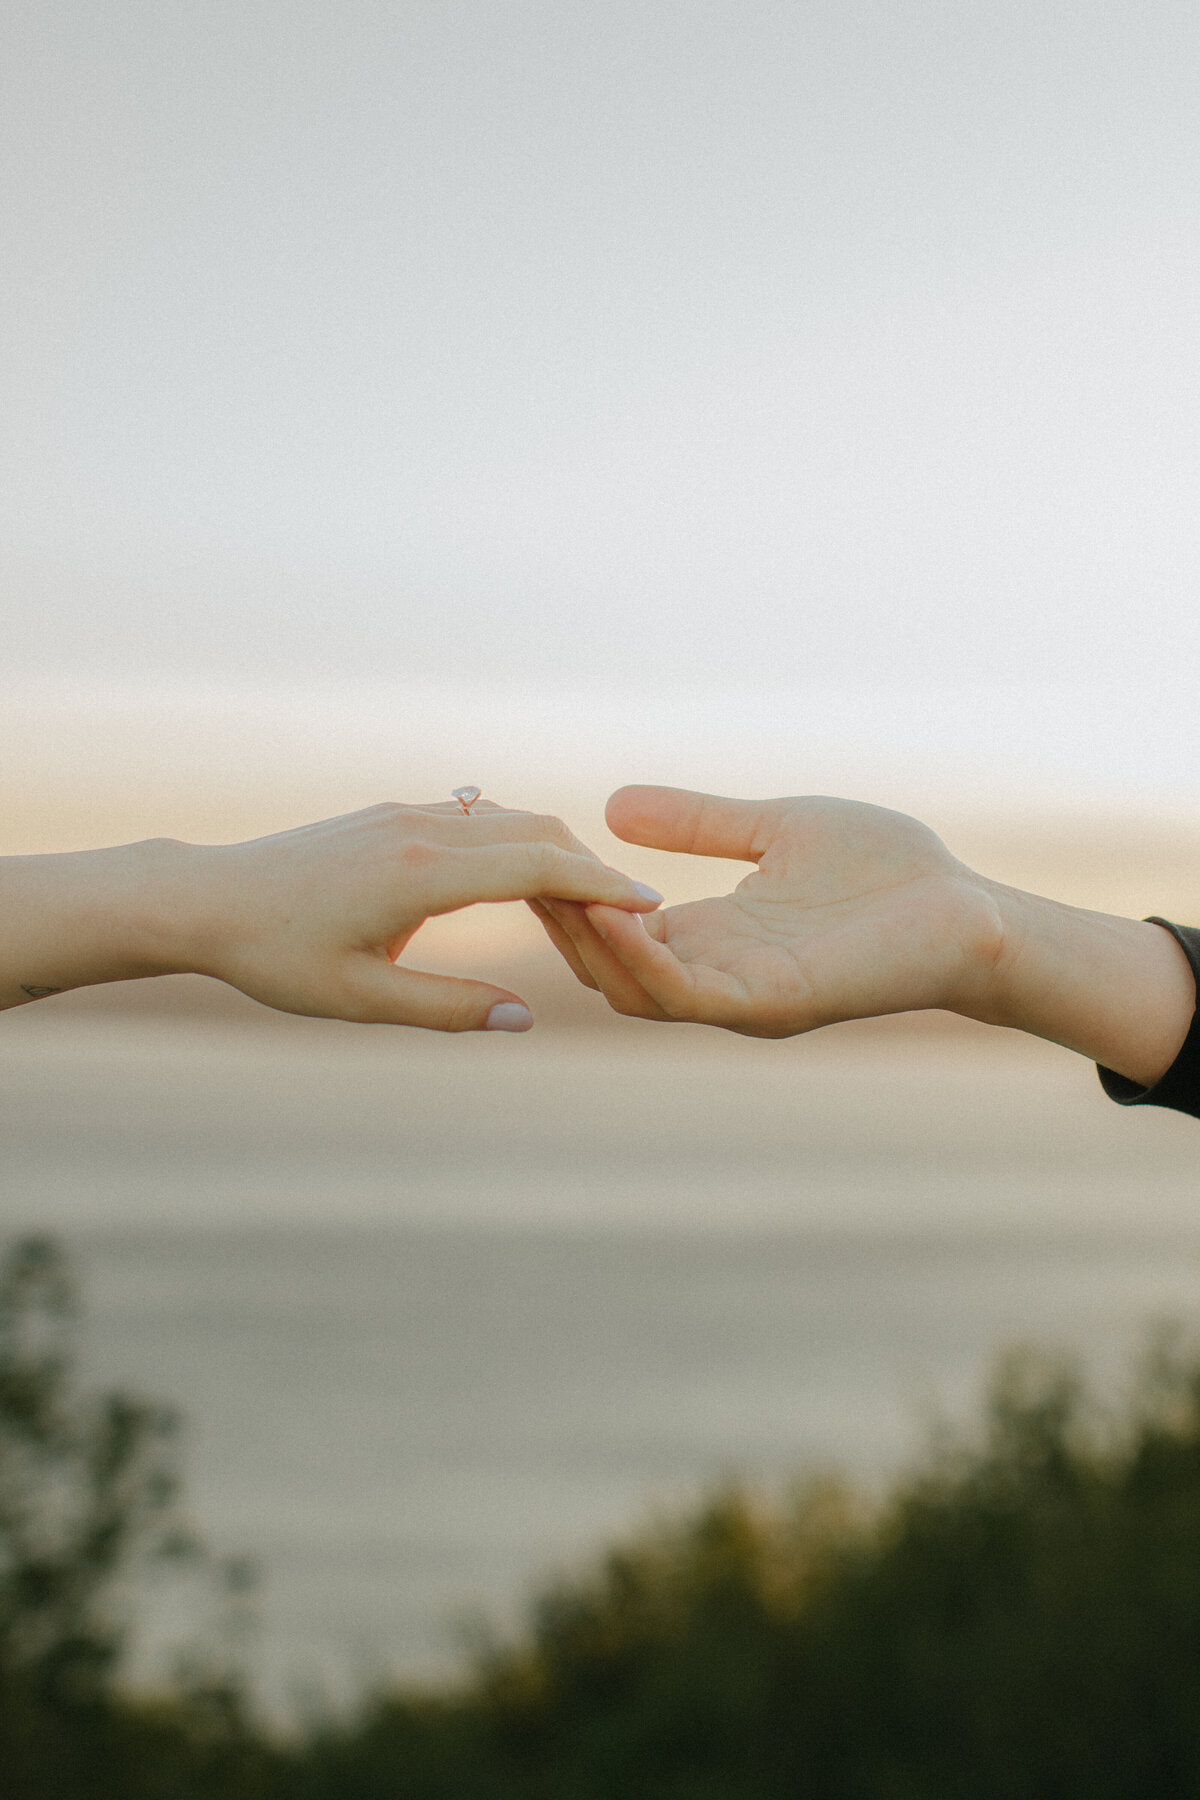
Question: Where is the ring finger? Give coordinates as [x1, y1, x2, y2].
[407, 803, 597, 858]
[538, 898, 669, 1021]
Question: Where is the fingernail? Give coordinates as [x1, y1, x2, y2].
[485, 1002, 534, 1033]
[632, 881, 664, 905]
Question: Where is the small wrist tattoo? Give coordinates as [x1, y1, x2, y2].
[19, 985, 62, 999]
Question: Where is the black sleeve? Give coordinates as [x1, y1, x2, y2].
[1097, 919, 1200, 1119]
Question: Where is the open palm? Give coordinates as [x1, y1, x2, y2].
[535, 787, 1003, 1037]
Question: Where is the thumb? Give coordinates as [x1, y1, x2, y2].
[343, 957, 534, 1034]
[606, 786, 784, 862]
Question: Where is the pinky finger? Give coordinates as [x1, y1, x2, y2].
[584, 904, 715, 1021]
[526, 899, 600, 990]
[541, 898, 669, 1021]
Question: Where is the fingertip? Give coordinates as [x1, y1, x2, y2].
[484, 1001, 534, 1033]
[587, 902, 643, 942]
[606, 785, 660, 841]
[606, 785, 706, 853]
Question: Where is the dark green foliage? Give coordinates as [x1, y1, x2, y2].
[0, 1234, 189, 1703]
[0, 1235, 277, 1798]
[9, 1230, 1200, 1799]
[293, 1341, 1200, 1800]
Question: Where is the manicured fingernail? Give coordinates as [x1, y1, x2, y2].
[485, 1002, 534, 1033]
[632, 882, 664, 905]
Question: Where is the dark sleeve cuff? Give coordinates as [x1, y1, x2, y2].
[1097, 918, 1200, 1118]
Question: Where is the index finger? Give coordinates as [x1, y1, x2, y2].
[605, 787, 785, 863]
[421, 843, 663, 917]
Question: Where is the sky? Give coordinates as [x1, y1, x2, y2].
[3, 0, 1200, 841]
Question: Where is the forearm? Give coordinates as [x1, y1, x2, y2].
[959, 882, 1195, 1088]
[0, 840, 199, 1009]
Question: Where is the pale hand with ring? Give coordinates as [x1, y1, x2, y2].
[0, 797, 664, 1033]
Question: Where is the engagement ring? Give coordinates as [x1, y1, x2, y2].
[452, 785, 482, 815]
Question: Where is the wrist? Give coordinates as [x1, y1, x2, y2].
[954, 879, 1052, 1032]
[64, 836, 210, 983]
[0, 837, 217, 1007]
[122, 837, 221, 978]
[954, 879, 1195, 1086]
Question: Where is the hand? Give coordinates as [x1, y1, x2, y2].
[534, 786, 1009, 1037]
[535, 786, 1197, 1088]
[1, 800, 663, 1033]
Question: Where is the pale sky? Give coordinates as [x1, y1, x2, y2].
[3, 1, 1200, 823]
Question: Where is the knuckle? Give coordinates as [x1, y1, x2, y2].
[441, 988, 484, 1033]
[522, 811, 581, 852]
[658, 986, 698, 1023]
[401, 840, 440, 869]
[617, 995, 663, 1020]
[526, 838, 564, 879]
[340, 991, 383, 1025]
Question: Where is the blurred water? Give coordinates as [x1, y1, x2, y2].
[2, 1008, 1200, 1706]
